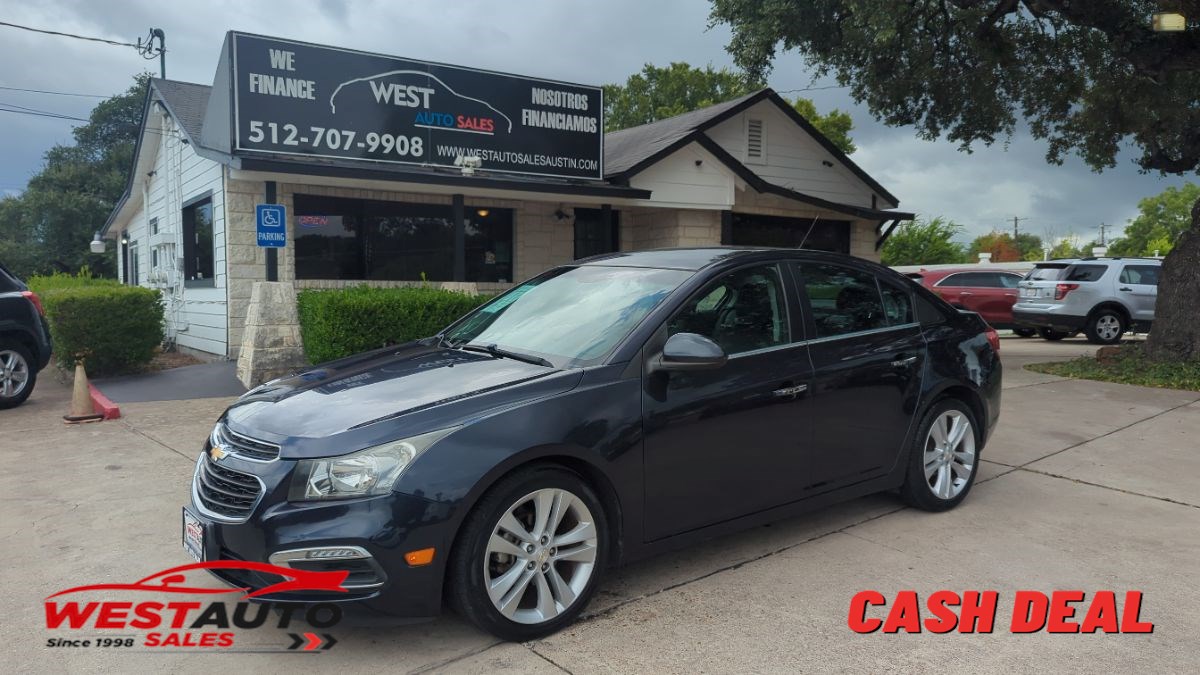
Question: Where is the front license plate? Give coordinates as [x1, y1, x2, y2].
[182, 507, 205, 562]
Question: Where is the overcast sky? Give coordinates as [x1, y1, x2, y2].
[0, 0, 1191, 245]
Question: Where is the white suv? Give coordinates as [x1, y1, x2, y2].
[1012, 258, 1160, 344]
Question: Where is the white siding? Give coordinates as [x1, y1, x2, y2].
[628, 142, 734, 210]
[707, 100, 889, 209]
[133, 106, 228, 357]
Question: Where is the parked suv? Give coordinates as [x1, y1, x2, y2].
[0, 262, 52, 408]
[906, 267, 1035, 336]
[1012, 258, 1160, 344]
[185, 248, 1001, 641]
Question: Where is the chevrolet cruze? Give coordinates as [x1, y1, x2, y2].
[185, 248, 1001, 640]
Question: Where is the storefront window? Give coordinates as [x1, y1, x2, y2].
[573, 208, 619, 260]
[182, 197, 214, 287]
[731, 213, 850, 253]
[294, 194, 514, 282]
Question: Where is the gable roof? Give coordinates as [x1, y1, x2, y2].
[604, 88, 900, 207]
[152, 79, 211, 144]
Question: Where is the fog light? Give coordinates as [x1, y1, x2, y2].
[405, 548, 436, 566]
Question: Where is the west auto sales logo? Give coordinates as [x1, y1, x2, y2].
[44, 562, 347, 652]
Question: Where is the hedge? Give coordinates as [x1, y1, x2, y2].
[27, 269, 122, 294]
[297, 286, 489, 364]
[41, 286, 165, 376]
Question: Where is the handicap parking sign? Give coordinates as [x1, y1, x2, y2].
[256, 204, 287, 248]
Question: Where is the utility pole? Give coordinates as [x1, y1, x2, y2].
[1012, 216, 1028, 240]
[1099, 222, 1107, 246]
[137, 28, 166, 78]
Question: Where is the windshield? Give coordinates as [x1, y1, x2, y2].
[443, 265, 692, 367]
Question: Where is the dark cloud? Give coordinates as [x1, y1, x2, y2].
[0, 0, 1190, 241]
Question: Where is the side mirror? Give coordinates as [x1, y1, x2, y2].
[654, 332, 727, 372]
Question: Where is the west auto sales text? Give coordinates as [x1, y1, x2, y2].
[849, 590, 1152, 634]
[45, 600, 339, 649]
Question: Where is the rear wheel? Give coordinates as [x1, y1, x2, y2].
[0, 343, 36, 409]
[448, 466, 607, 641]
[1085, 309, 1125, 345]
[900, 400, 979, 512]
[1038, 328, 1069, 341]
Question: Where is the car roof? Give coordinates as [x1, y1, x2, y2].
[575, 247, 885, 272]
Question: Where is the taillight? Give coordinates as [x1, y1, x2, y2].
[985, 326, 1000, 353]
[21, 290, 45, 316]
[1054, 283, 1079, 300]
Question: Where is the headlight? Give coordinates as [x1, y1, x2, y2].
[288, 427, 458, 501]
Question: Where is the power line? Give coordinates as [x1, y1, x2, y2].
[0, 84, 109, 98]
[0, 20, 139, 48]
[0, 106, 88, 122]
[775, 84, 850, 94]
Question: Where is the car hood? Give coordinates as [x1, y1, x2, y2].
[223, 342, 565, 438]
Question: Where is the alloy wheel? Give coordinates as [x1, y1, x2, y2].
[0, 349, 30, 399]
[1095, 314, 1122, 342]
[923, 410, 976, 500]
[484, 488, 598, 624]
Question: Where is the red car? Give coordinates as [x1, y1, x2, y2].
[905, 267, 1035, 336]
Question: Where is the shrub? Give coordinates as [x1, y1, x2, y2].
[27, 268, 122, 294]
[297, 286, 489, 364]
[41, 286, 164, 376]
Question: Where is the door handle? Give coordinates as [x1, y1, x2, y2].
[959, 292, 974, 297]
[1119, 287, 1132, 292]
[772, 384, 808, 398]
[891, 356, 918, 368]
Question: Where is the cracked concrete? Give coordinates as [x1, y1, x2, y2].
[2, 336, 1197, 672]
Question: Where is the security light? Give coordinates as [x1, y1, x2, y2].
[89, 231, 106, 254]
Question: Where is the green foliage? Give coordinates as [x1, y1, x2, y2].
[790, 97, 855, 154]
[1108, 183, 1200, 257]
[880, 217, 966, 266]
[26, 269, 121, 294]
[967, 232, 1019, 262]
[0, 74, 149, 279]
[297, 286, 489, 364]
[40, 285, 164, 376]
[603, 62, 758, 131]
[709, 1, 1200, 174]
[1026, 343, 1200, 392]
[1048, 235, 1086, 259]
[602, 62, 856, 153]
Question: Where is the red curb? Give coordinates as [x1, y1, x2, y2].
[88, 383, 121, 420]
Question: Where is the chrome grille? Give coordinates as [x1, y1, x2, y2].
[214, 423, 280, 461]
[194, 455, 263, 520]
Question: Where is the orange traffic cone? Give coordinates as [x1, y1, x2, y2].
[63, 360, 103, 424]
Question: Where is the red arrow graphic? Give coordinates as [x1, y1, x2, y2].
[303, 632, 322, 651]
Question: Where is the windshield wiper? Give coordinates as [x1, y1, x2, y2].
[461, 343, 554, 368]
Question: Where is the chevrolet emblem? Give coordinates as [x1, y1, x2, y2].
[209, 445, 228, 461]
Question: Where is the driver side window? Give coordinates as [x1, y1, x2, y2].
[668, 265, 789, 355]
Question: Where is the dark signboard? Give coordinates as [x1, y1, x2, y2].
[230, 33, 603, 180]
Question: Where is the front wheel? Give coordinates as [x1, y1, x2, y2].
[1038, 328, 1069, 341]
[900, 400, 979, 512]
[448, 466, 607, 641]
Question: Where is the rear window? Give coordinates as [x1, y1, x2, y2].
[1063, 264, 1108, 282]
[0, 262, 25, 293]
[1025, 265, 1068, 281]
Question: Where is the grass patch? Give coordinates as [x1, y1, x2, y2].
[1025, 343, 1200, 392]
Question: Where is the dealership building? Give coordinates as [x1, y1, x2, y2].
[103, 32, 914, 360]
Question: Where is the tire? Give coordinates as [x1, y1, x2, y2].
[1012, 327, 1037, 338]
[1084, 309, 1126, 345]
[448, 465, 608, 641]
[0, 342, 36, 409]
[1038, 328, 1069, 341]
[900, 399, 980, 512]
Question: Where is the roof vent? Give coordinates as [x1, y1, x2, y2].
[746, 118, 764, 163]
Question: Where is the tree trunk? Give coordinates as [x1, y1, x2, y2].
[1144, 196, 1200, 362]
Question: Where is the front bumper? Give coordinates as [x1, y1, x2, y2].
[1012, 309, 1086, 333]
[188, 453, 456, 618]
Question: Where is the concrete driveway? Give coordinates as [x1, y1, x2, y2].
[3, 336, 1197, 673]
